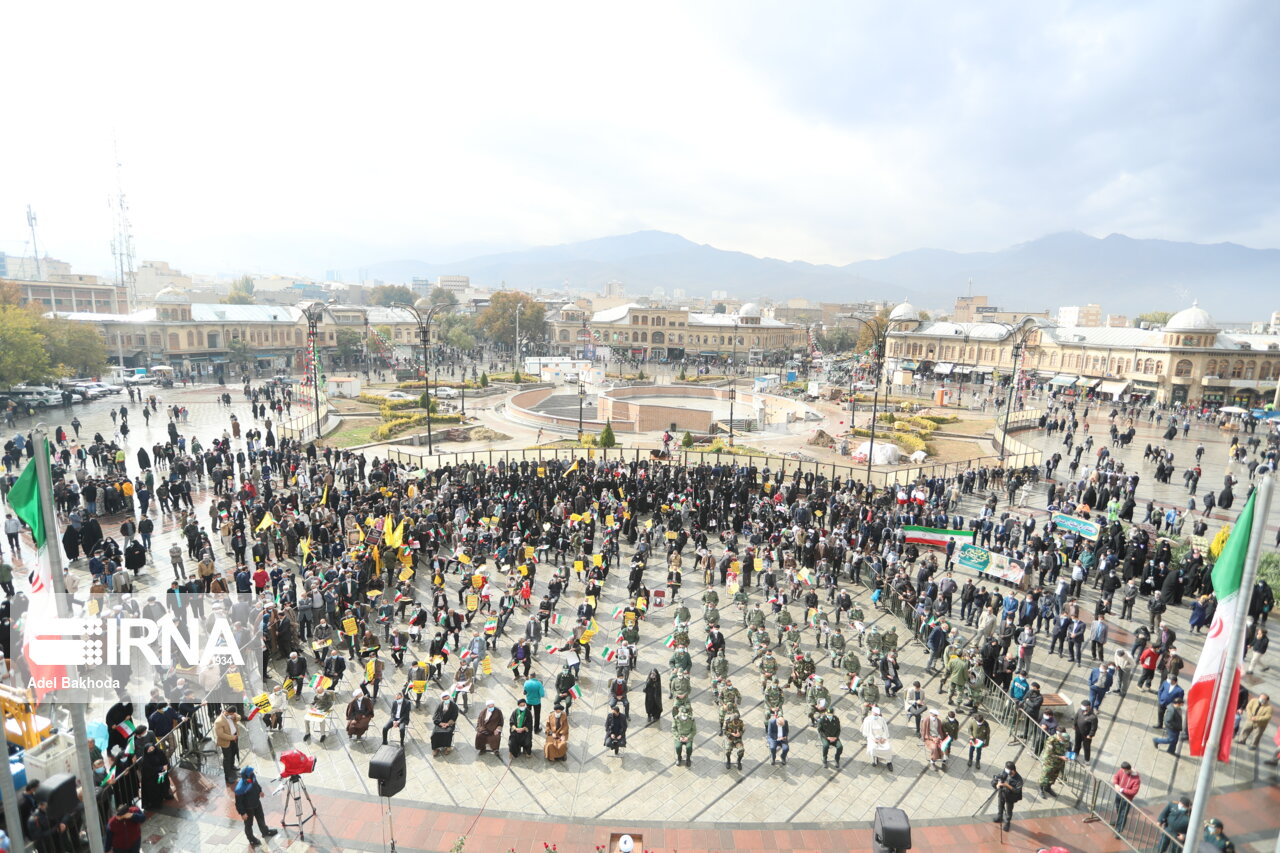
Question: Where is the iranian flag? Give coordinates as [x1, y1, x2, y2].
[902, 526, 974, 549]
[1187, 492, 1256, 763]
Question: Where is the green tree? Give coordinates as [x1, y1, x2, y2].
[438, 313, 477, 350]
[681, 430, 694, 448]
[335, 328, 363, 366]
[479, 372, 489, 387]
[819, 327, 858, 353]
[227, 338, 252, 369]
[599, 421, 617, 448]
[713, 303, 727, 314]
[477, 291, 546, 348]
[370, 285, 416, 307]
[43, 319, 108, 377]
[1134, 311, 1173, 328]
[429, 288, 460, 309]
[222, 275, 255, 304]
[0, 305, 53, 387]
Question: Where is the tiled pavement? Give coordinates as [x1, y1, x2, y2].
[8, 386, 1280, 851]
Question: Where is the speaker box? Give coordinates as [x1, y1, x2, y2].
[37, 773, 79, 823]
[368, 745, 406, 798]
[873, 806, 911, 852]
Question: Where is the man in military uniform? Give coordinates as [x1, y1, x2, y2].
[763, 675, 785, 722]
[828, 626, 847, 668]
[1040, 730, 1071, 796]
[881, 626, 899, 657]
[748, 626, 771, 656]
[702, 588, 720, 623]
[722, 709, 746, 769]
[718, 679, 741, 734]
[817, 707, 843, 767]
[865, 626, 884, 667]
[841, 648, 862, 692]
[946, 654, 972, 706]
[673, 600, 692, 632]
[776, 607, 795, 646]
[705, 604, 722, 630]
[732, 585, 750, 624]
[789, 653, 815, 694]
[857, 674, 881, 717]
[669, 670, 692, 717]
[806, 675, 830, 722]
[669, 644, 692, 673]
[848, 601, 866, 646]
[747, 602, 767, 633]
[673, 706, 697, 766]
[710, 648, 729, 683]
[759, 648, 779, 689]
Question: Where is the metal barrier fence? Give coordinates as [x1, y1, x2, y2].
[872, 580, 1184, 853]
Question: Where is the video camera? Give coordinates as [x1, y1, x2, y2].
[279, 749, 317, 778]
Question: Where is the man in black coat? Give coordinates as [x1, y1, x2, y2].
[233, 767, 277, 847]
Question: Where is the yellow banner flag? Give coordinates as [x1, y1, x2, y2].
[322, 484, 328, 505]
[343, 617, 359, 636]
[366, 660, 377, 682]
[300, 537, 311, 558]
[592, 554, 603, 567]
[524, 545, 535, 559]
[227, 671, 244, 691]
[255, 512, 276, 533]
[398, 567, 414, 582]
[573, 560, 584, 573]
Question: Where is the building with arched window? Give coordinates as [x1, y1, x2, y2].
[886, 301, 1280, 406]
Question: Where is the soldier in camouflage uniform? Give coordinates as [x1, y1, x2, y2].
[709, 648, 729, 683]
[672, 623, 690, 649]
[717, 678, 741, 734]
[722, 708, 746, 769]
[789, 653, 815, 694]
[668, 644, 692, 673]
[814, 606, 833, 649]
[758, 648, 779, 689]
[701, 588, 720, 623]
[669, 670, 692, 715]
[673, 601, 692, 632]
[748, 626, 771, 656]
[763, 676, 785, 722]
[848, 601, 866, 646]
[881, 626, 899, 657]
[705, 604, 722, 628]
[865, 626, 884, 667]
[828, 625, 847, 668]
[1039, 730, 1071, 796]
[842, 648, 863, 692]
[806, 675, 830, 722]
[857, 674, 880, 717]
[946, 654, 973, 706]
[776, 607, 795, 645]
[673, 705, 697, 766]
[732, 585, 750, 624]
[746, 602, 767, 633]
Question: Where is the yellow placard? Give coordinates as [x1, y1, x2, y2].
[479, 517, 489, 525]
[88, 599, 101, 616]
[253, 692, 272, 712]
[644, 519, 653, 530]
[312, 638, 332, 651]
[537, 467, 546, 477]
[366, 589, 382, 599]
[458, 553, 472, 565]
[366, 661, 377, 682]
[343, 617, 359, 636]
[754, 558, 763, 571]
[573, 560, 585, 573]
[815, 510, 824, 518]
[592, 554, 603, 567]
[472, 574, 484, 589]
[481, 654, 493, 675]
[570, 513, 582, 522]
[730, 560, 741, 572]
[586, 594, 597, 608]
[465, 593, 480, 612]
[398, 568, 414, 582]
[227, 671, 244, 691]
[518, 564, 529, 576]
[283, 678, 297, 699]
[665, 531, 678, 540]
[524, 545, 535, 559]
[581, 513, 592, 524]
[605, 515, 615, 526]
[728, 582, 740, 595]
[412, 679, 427, 694]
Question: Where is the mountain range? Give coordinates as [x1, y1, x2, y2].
[353, 230, 1280, 321]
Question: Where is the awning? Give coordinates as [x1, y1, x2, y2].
[952, 366, 973, 375]
[934, 363, 954, 375]
[1098, 380, 1130, 396]
[901, 361, 919, 370]
[1035, 370, 1056, 379]
[1076, 377, 1100, 388]
[1050, 374, 1079, 387]
[972, 366, 993, 374]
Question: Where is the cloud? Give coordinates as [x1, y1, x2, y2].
[1, 0, 1276, 279]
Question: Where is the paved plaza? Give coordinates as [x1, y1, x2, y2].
[6, 382, 1280, 852]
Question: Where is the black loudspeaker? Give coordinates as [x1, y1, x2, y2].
[873, 806, 912, 853]
[36, 773, 79, 823]
[368, 745, 406, 798]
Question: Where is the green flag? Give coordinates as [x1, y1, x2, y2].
[10, 451, 45, 550]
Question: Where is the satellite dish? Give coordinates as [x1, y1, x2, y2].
[618, 836, 635, 853]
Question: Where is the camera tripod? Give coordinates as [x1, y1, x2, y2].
[279, 775, 318, 839]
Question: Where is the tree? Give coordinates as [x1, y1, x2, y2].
[853, 310, 891, 355]
[222, 275, 255, 305]
[713, 303, 727, 314]
[681, 430, 694, 448]
[370, 285, 416, 307]
[477, 291, 546, 348]
[227, 339, 252, 369]
[479, 372, 489, 387]
[1134, 311, 1173, 328]
[599, 421, 617, 448]
[438, 313, 478, 350]
[0, 305, 53, 387]
[818, 327, 859, 354]
[334, 328, 363, 366]
[42, 319, 108, 377]
[429, 288, 459, 309]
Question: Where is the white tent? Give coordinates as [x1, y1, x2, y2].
[852, 441, 902, 465]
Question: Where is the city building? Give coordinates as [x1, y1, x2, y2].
[437, 275, 471, 293]
[952, 294, 1051, 325]
[1056, 304, 1103, 327]
[603, 279, 625, 298]
[887, 300, 1280, 406]
[134, 260, 193, 298]
[4, 275, 130, 314]
[547, 302, 806, 362]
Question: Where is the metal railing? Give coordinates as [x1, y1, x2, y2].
[872, 580, 1184, 853]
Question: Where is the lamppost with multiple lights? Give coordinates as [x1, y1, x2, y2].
[399, 299, 445, 454]
[727, 318, 739, 445]
[989, 319, 1039, 460]
[845, 301, 922, 482]
[302, 301, 330, 442]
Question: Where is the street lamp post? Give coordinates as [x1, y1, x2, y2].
[846, 307, 920, 483]
[578, 378, 586, 442]
[401, 299, 445, 454]
[514, 303, 523, 377]
[303, 302, 327, 442]
[988, 319, 1039, 461]
[728, 319, 739, 445]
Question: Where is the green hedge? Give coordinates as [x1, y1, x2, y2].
[372, 412, 465, 441]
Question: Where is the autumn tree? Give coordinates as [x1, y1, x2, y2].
[370, 285, 416, 307]
[222, 275, 256, 305]
[477, 291, 546, 349]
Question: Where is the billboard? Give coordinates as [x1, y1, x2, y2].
[956, 543, 1026, 585]
[1051, 511, 1101, 541]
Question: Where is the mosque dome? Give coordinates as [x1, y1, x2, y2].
[1164, 301, 1217, 333]
[154, 286, 191, 304]
[889, 300, 920, 322]
[738, 302, 762, 318]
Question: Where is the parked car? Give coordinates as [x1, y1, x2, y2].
[7, 386, 64, 408]
[84, 381, 124, 395]
[71, 384, 106, 401]
[852, 380, 878, 392]
[434, 387, 460, 399]
[385, 391, 416, 400]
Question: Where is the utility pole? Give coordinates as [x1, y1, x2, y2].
[26, 205, 43, 281]
[110, 143, 138, 311]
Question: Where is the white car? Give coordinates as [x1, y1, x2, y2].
[85, 381, 124, 396]
[434, 387, 460, 399]
[853, 380, 878, 392]
[385, 391, 417, 400]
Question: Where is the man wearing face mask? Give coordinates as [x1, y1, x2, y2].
[1155, 796, 1191, 853]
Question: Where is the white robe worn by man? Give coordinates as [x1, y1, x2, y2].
[861, 706, 894, 769]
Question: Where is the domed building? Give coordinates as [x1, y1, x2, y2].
[885, 300, 1280, 407]
[154, 286, 193, 321]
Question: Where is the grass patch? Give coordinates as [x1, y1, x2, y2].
[330, 423, 378, 447]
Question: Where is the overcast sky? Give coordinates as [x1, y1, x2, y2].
[2, 0, 1276, 280]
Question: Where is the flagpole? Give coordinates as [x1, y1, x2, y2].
[33, 428, 107, 853]
[1185, 473, 1273, 846]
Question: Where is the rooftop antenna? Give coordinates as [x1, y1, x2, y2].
[26, 205, 43, 280]
[967, 277, 973, 298]
[109, 140, 138, 310]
